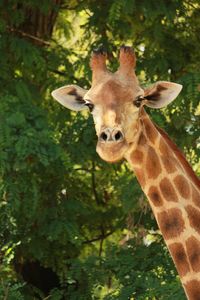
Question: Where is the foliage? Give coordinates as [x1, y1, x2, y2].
[0, 0, 199, 299]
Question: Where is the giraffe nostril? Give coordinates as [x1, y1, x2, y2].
[99, 129, 124, 142]
[100, 132, 108, 141]
[114, 130, 123, 141]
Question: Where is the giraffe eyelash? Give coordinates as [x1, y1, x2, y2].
[134, 95, 145, 107]
[84, 100, 94, 112]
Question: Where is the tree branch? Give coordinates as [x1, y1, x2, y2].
[91, 161, 101, 205]
[7, 27, 50, 46]
[99, 226, 104, 257]
[73, 167, 92, 173]
[83, 230, 115, 244]
[48, 69, 78, 81]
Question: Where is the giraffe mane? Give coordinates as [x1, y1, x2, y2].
[154, 124, 200, 190]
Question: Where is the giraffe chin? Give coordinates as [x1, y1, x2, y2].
[96, 141, 128, 163]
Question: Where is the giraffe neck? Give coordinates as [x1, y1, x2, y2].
[125, 109, 200, 300]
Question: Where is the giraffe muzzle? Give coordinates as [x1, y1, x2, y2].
[99, 128, 124, 143]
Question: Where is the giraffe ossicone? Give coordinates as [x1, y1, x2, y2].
[52, 46, 200, 300]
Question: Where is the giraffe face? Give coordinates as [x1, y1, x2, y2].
[52, 46, 182, 163]
[83, 75, 143, 162]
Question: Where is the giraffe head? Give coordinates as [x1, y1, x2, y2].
[52, 46, 182, 162]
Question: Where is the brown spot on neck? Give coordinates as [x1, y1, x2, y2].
[160, 177, 178, 202]
[146, 147, 162, 179]
[161, 155, 177, 174]
[138, 132, 147, 146]
[192, 187, 200, 208]
[157, 208, 185, 240]
[148, 186, 163, 207]
[184, 280, 200, 300]
[130, 149, 144, 165]
[159, 137, 171, 157]
[143, 117, 158, 144]
[168, 243, 190, 277]
[134, 168, 146, 188]
[174, 175, 191, 199]
[186, 236, 200, 272]
[186, 205, 200, 234]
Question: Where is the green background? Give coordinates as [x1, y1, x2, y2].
[0, 1, 199, 299]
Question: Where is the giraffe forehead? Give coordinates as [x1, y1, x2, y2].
[86, 78, 142, 104]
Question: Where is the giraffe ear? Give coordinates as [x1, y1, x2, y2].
[143, 81, 182, 108]
[51, 85, 88, 111]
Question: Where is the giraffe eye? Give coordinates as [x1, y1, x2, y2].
[85, 101, 94, 112]
[134, 95, 145, 107]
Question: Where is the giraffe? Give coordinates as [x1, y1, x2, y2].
[52, 46, 200, 300]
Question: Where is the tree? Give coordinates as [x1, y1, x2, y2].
[0, 0, 199, 299]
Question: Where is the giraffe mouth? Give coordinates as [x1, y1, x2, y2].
[96, 140, 128, 163]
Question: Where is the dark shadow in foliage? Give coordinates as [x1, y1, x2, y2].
[15, 260, 60, 296]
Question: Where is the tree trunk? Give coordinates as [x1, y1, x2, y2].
[6, 0, 63, 46]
